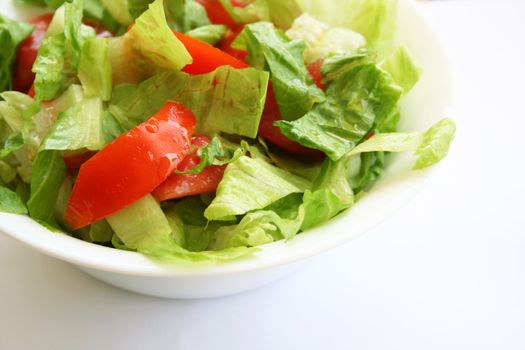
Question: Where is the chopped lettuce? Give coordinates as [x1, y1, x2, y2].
[78, 36, 112, 100]
[0, 186, 28, 214]
[0, 15, 34, 92]
[204, 156, 311, 221]
[186, 24, 227, 45]
[124, 0, 192, 75]
[348, 118, 457, 169]
[381, 45, 422, 95]
[277, 53, 403, 160]
[297, 0, 398, 57]
[109, 67, 269, 139]
[286, 13, 366, 64]
[41, 96, 105, 151]
[234, 22, 324, 120]
[27, 150, 66, 226]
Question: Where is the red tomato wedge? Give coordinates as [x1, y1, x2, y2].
[308, 59, 325, 90]
[153, 135, 226, 202]
[174, 32, 248, 74]
[63, 151, 96, 170]
[194, 0, 237, 28]
[65, 102, 196, 229]
[13, 14, 53, 93]
[258, 84, 325, 158]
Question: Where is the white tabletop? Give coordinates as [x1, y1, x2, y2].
[2, 1, 525, 349]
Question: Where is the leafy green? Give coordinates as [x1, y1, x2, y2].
[297, 0, 398, 57]
[176, 66, 269, 138]
[186, 24, 227, 45]
[0, 132, 24, 159]
[109, 67, 269, 139]
[78, 36, 112, 100]
[0, 15, 34, 92]
[41, 96, 105, 151]
[381, 45, 422, 94]
[204, 156, 311, 221]
[80, 220, 114, 243]
[27, 150, 66, 225]
[286, 13, 366, 64]
[348, 118, 457, 169]
[0, 186, 28, 214]
[125, 0, 192, 74]
[301, 157, 354, 230]
[165, 0, 210, 33]
[234, 22, 324, 120]
[107, 194, 252, 262]
[277, 53, 403, 160]
[33, 0, 95, 101]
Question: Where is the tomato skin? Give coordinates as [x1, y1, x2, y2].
[194, 0, 237, 28]
[13, 14, 54, 93]
[63, 151, 96, 170]
[153, 135, 226, 202]
[174, 32, 248, 74]
[307, 59, 325, 90]
[258, 84, 325, 158]
[65, 102, 196, 229]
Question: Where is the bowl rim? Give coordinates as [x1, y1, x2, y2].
[0, 0, 454, 278]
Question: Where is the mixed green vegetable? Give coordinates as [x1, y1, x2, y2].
[0, 0, 455, 262]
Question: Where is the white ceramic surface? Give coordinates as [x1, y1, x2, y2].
[0, 0, 453, 299]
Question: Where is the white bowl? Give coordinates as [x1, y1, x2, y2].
[0, 0, 453, 299]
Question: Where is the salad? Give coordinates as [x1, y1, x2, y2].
[0, 0, 455, 262]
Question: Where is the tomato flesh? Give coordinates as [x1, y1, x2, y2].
[308, 59, 325, 90]
[65, 102, 196, 229]
[175, 32, 248, 74]
[153, 135, 226, 202]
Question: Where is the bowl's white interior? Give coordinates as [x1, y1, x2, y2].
[0, 0, 453, 277]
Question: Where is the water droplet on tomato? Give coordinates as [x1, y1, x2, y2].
[145, 124, 158, 133]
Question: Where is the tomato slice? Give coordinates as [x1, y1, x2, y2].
[153, 135, 226, 202]
[65, 102, 196, 229]
[174, 32, 248, 74]
[308, 59, 325, 90]
[258, 84, 325, 158]
[13, 14, 53, 93]
[194, 0, 237, 28]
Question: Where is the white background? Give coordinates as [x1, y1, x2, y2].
[1, 1, 525, 349]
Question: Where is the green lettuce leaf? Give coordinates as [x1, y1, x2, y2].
[204, 156, 311, 221]
[0, 15, 34, 92]
[41, 96, 105, 151]
[107, 194, 252, 262]
[0, 132, 24, 159]
[79, 220, 114, 243]
[0, 186, 28, 214]
[286, 13, 366, 64]
[124, 0, 192, 74]
[297, 0, 398, 57]
[78, 36, 112, 100]
[348, 118, 457, 169]
[277, 53, 402, 160]
[234, 22, 324, 120]
[381, 45, 422, 94]
[301, 157, 354, 230]
[33, 0, 95, 101]
[27, 150, 66, 225]
[109, 67, 269, 139]
[175, 66, 269, 138]
[186, 24, 227, 45]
